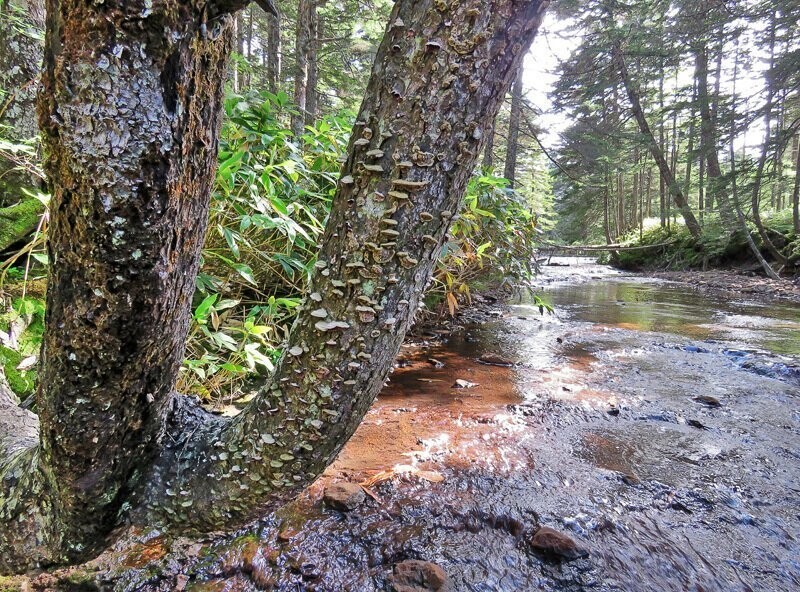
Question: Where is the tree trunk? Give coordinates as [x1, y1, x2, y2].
[683, 81, 696, 219]
[613, 43, 702, 239]
[728, 41, 780, 280]
[292, 0, 312, 136]
[792, 133, 800, 233]
[0, 0, 245, 571]
[1, 0, 551, 573]
[0, 0, 45, 203]
[748, 13, 787, 266]
[695, 45, 736, 230]
[482, 125, 495, 170]
[304, 1, 320, 125]
[265, 10, 281, 94]
[658, 66, 666, 228]
[503, 66, 524, 188]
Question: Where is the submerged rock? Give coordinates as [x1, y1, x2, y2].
[478, 353, 515, 367]
[389, 560, 449, 592]
[694, 395, 722, 407]
[529, 526, 589, 561]
[323, 482, 366, 511]
[452, 379, 478, 389]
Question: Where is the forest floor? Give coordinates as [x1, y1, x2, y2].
[650, 269, 800, 304]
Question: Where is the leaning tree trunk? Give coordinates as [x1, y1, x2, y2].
[0, 0, 550, 573]
[728, 43, 780, 280]
[141, 0, 550, 533]
[613, 42, 702, 239]
[503, 66, 524, 187]
[0, 0, 45, 204]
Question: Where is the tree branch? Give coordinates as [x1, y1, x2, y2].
[212, 0, 279, 17]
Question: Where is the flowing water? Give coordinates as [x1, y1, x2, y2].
[117, 260, 800, 592]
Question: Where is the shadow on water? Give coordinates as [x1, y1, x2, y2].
[135, 259, 799, 592]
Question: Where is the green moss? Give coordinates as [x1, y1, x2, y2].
[0, 197, 45, 252]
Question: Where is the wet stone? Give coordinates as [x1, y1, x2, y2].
[323, 482, 366, 511]
[452, 379, 478, 389]
[694, 395, 722, 407]
[478, 353, 515, 367]
[529, 526, 589, 562]
[389, 560, 449, 592]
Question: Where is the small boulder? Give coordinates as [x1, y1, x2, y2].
[530, 526, 589, 561]
[452, 379, 478, 389]
[478, 353, 515, 367]
[323, 482, 365, 511]
[389, 560, 449, 592]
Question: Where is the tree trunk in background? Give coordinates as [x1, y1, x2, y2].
[292, 0, 312, 135]
[728, 42, 780, 280]
[616, 170, 624, 237]
[631, 148, 639, 230]
[504, 66, 524, 188]
[658, 65, 666, 228]
[695, 46, 735, 230]
[0, 0, 45, 203]
[1, 0, 551, 573]
[304, 1, 320, 125]
[749, 13, 786, 266]
[792, 133, 800, 233]
[245, 8, 254, 88]
[266, 11, 281, 93]
[684, 83, 697, 224]
[482, 125, 495, 170]
[614, 43, 702, 239]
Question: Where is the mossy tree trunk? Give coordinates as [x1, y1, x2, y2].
[0, 0, 550, 574]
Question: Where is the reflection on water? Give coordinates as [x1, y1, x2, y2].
[531, 276, 800, 355]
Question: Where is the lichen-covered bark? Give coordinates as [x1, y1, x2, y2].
[0, 0, 44, 204]
[147, 0, 550, 531]
[1, 0, 240, 572]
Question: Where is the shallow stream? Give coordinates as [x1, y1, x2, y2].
[118, 259, 800, 592]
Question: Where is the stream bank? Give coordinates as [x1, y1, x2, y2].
[19, 259, 800, 592]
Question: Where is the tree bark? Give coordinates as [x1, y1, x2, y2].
[503, 66, 524, 188]
[1, 0, 551, 573]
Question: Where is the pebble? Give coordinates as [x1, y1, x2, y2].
[323, 482, 366, 511]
